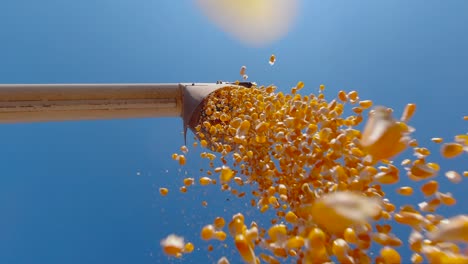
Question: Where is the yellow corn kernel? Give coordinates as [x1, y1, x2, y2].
[199, 177, 212, 186]
[201, 201, 208, 207]
[400, 103, 416, 122]
[179, 186, 187, 193]
[183, 178, 194, 186]
[178, 155, 186, 165]
[411, 253, 423, 264]
[159, 188, 169, 196]
[269, 54, 276, 65]
[235, 234, 256, 264]
[464, 116, 468, 120]
[394, 211, 425, 227]
[214, 217, 225, 229]
[445, 170, 462, 184]
[380, 247, 401, 264]
[427, 215, 468, 243]
[296, 81, 304, 90]
[184, 242, 194, 253]
[286, 236, 305, 249]
[180, 145, 188, 153]
[267, 224, 287, 242]
[360, 106, 407, 161]
[437, 192, 457, 206]
[348, 90, 358, 101]
[236, 120, 251, 138]
[338, 90, 348, 102]
[421, 181, 438, 196]
[310, 191, 382, 234]
[343, 227, 358, 244]
[240, 66, 246, 76]
[201, 225, 216, 240]
[285, 211, 298, 224]
[220, 166, 234, 183]
[359, 100, 373, 109]
[431, 137, 443, 144]
[200, 139, 208, 148]
[396, 186, 413, 196]
[332, 238, 350, 258]
[441, 143, 464, 158]
[161, 234, 185, 257]
[215, 231, 227, 241]
[455, 134, 468, 145]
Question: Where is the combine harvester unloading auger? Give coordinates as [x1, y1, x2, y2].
[0, 82, 252, 139]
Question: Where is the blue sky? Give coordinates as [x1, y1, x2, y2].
[0, 0, 467, 263]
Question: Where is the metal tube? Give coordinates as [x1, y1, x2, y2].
[0, 83, 183, 123]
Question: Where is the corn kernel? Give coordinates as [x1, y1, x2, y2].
[240, 66, 246, 76]
[183, 178, 194, 186]
[440, 143, 464, 158]
[359, 100, 373, 109]
[421, 180, 438, 196]
[159, 188, 169, 196]
[380, 247, 401, 264]
[176, 154, 186, 165]
[427, 215, 468, 243]
[214, 217, 226, 229]
[161, 234, 185, 257]
[184, 242, 194, 253]
[235, 234, 256, 264]
[201, 225, 216, 240]
[401, 103, 416, 122]
[445, 170, 462, 184]
[269, 54, 276, 65]
[396, 186, 413, 196]
[199, 177, 212, 186]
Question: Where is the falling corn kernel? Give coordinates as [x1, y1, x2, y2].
[199, 177, 212, 186]
[380, 247, 402, 264]
[427, 215, 468, 243]
[359, 100, 373, 109]
[183, 178, 194, 186]
[201, 225, 216, 240]
[214, 217, 226, 229]
[440, 143, 464, 158]
[310, 191, 382, 234]
[184, 242, 194, 253]
[179, 186, 187, 193]
[178, 155, 186, 165]
[240, 66, 246, 76]
[401, 103, 416, 122]
[269, 54, 276, 65]
[421, 181, 438, 196]
[161, 234, 185, 257]
[285, 211, 298, 224]
[235, 234, 256, 264]
[296, 81, 304, 90]
[361, 106, 408, 161]
[431, 137, 443, 144]
[159, 187, 169, 196]
[180, 145, 188, 153]
[445, 170, 462, 184]
[396, 186, 413, 196]
[220, 166, 235, 183]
